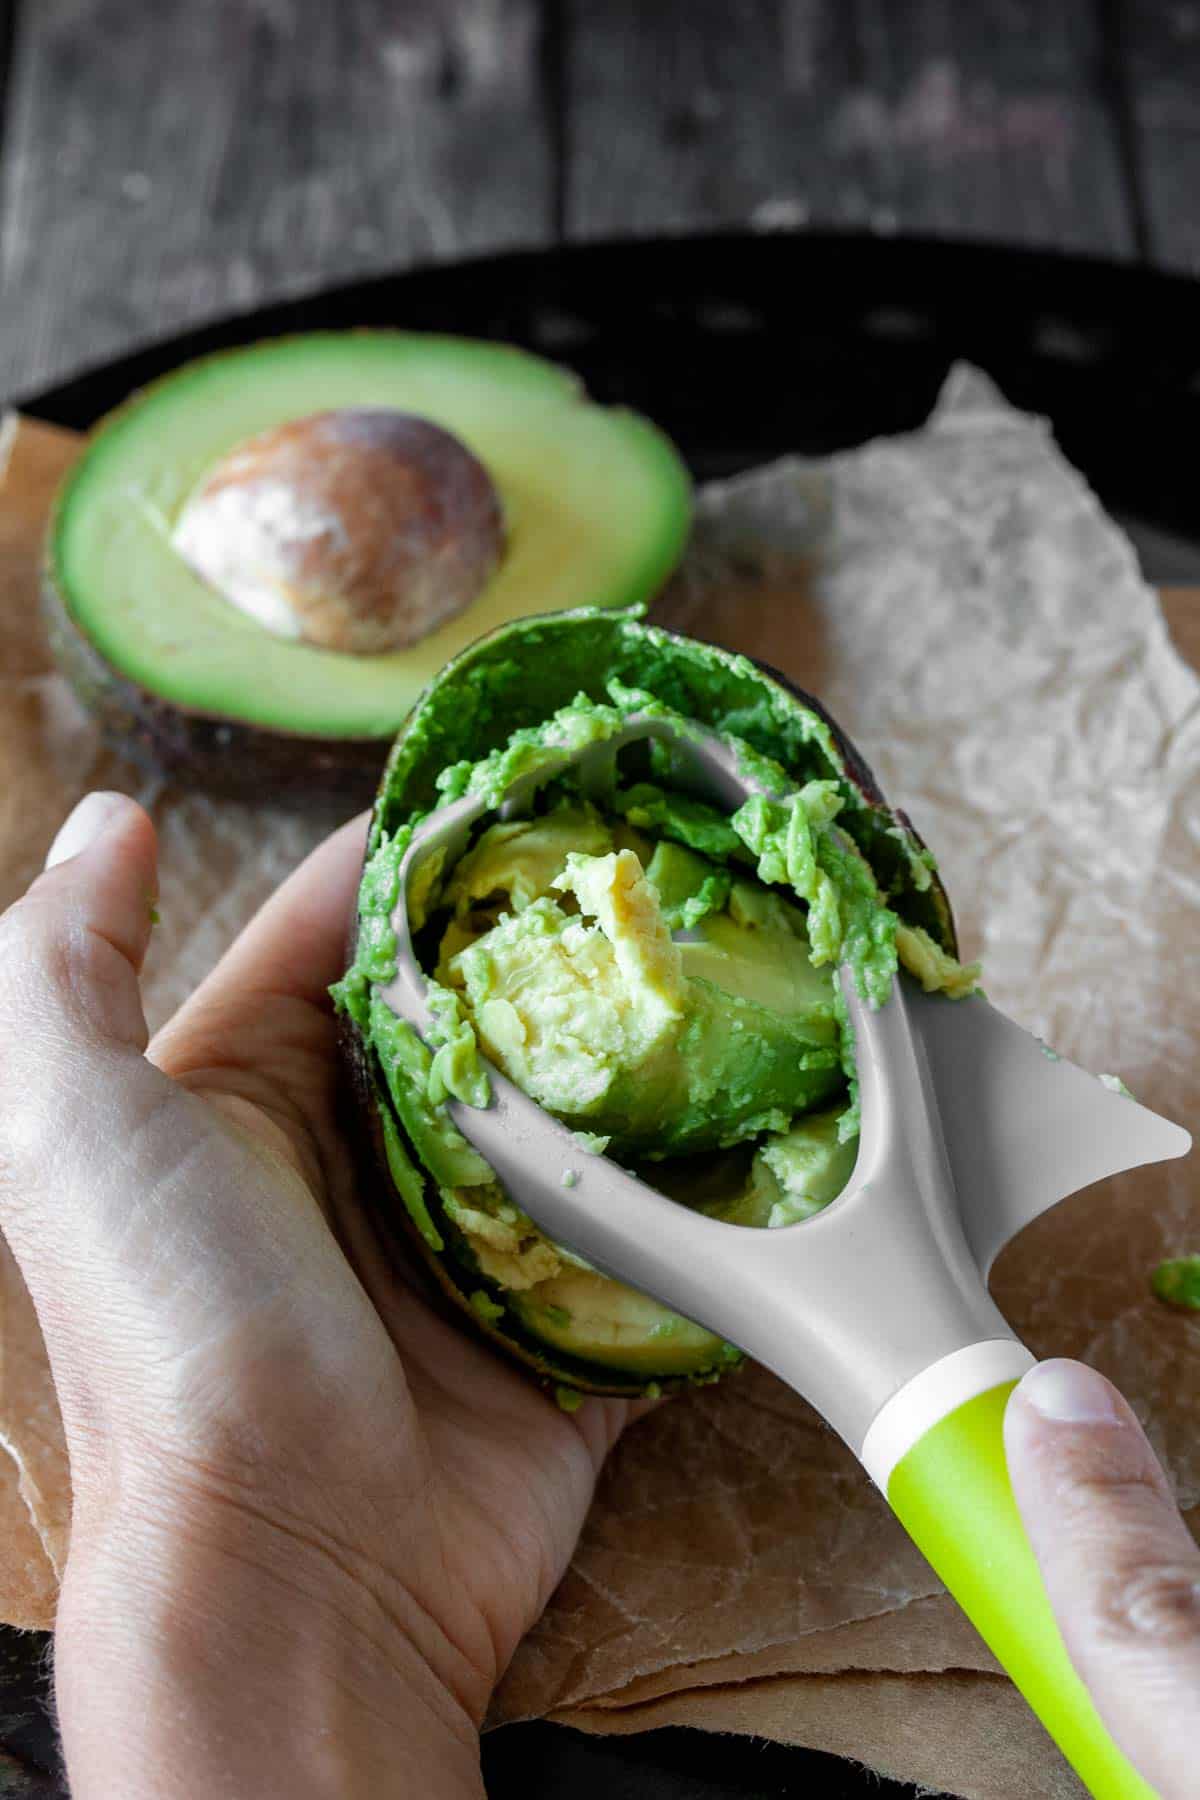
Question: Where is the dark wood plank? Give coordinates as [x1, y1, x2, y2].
[562, 0, 1135, 257]
[0, 1, 17, 174]
[1114, 0, 1200, 273]
[0, 1628, 58, 1800]
[0, 0, 552, 398]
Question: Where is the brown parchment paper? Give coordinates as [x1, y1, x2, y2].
[1, 367, 1197, 1799]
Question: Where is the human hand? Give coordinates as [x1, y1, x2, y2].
[1007, 1359, 1200, 1799]
[0, 791, 644, 1800]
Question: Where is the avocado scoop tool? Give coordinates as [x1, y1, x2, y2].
[382, 713, 1191, 1800]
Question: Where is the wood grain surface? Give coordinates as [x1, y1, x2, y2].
[0, 0, 552, 396]
[1116, 2, 1200, 271]
[0, 0, 1198, 395]
[561, 0, 1134, 252]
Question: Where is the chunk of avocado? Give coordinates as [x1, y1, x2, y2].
[644, 839, 731, 928]
[509, 1270, 731, 1376]
[450, 1109, 857, 1380]
[444, 806, 612, 918]
[646, 1107, 858, 1230]
[453, 849, 841, 1154]
[337, 607, 968, 1399]
[44, 333, 691, 800]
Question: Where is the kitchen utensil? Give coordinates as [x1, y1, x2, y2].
[382, 713, 1190, 1800]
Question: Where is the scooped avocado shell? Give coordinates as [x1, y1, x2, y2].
[44, 333, 692, 800]
[336, 607, 967, 1399]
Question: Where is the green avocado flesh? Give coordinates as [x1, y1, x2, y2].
[1152, 1255, 1200, 1310]
[336, 608, 977, 1397]
[449, 841, 843, 1155]
[49, 333, 691, 739]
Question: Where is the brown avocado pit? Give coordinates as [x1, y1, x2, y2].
[172, 408, 505, 656]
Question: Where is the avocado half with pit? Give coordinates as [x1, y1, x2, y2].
[335, 607, 973, 1401]
[43, 333, 692, 800]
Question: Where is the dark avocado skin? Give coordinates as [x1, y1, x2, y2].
[41, 570, 387, 804]
[338, 609, 959, 1399]
[364, 608, 957, 952]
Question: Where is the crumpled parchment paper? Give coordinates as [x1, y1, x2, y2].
[0, 367, 1196, 1800]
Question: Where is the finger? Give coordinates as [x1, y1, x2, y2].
[0, 790, 162, 1260]
[149, 809, 368, 1194]
[0, 791, 179, 1376]
[9, 791, 159, 1052]
[0, 791, 267, 1324]
[1006, 1359, 1200, 1799]
[0, 796, 389, 1461]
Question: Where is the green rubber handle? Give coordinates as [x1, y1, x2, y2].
[888, 1381, 1153, 1799]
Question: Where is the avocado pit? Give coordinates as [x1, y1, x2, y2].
[172, 407, 505, 654]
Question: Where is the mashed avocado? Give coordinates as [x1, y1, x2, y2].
[1152, 1255, 1200, 1310]
[443, 835, 842, 1154]
[336, 606, 978, 1398]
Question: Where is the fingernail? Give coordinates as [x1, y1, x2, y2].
[45, 792, 128, 870]
[1019, 1359, 1123, 1425]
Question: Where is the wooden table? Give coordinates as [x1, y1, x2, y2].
[0, 0, 1198, 398]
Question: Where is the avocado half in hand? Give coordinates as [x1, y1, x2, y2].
[43, 333, 691, 800]
[336, 608, 976, 1401]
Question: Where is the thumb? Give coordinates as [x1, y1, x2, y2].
[0, 793, 388, 1474]
[1005, 1359, 1200, 1800]
[0, 789, 160, 1314]
[20, 790, 157, 1050]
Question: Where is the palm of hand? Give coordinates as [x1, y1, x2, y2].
[136, 813, 637, 1723]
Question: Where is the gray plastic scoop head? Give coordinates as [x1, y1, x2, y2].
[383, 709, 1189, 1267]
[379, 708, 1191, 1443]
[907, 986, 1190, 1270]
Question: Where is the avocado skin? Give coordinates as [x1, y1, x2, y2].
[339, 607, 959, 1397]
[365, 608, 957, 956]
[41, 567, 387, 803]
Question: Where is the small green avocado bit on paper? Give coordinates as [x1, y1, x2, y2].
[335, 608, 977, 1397]
[1152, 1256, 1200, 1311]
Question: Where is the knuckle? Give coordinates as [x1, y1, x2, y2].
[1099, 1561, 1200, 1647]
[0, 899, 73, 1180]
[0, 1077, 58, 1202]
[0, 891, 69, 1011]
[66, 919, 125, 1022]
[0, 893, 122, 1046]
[0, 895, 34, 979]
